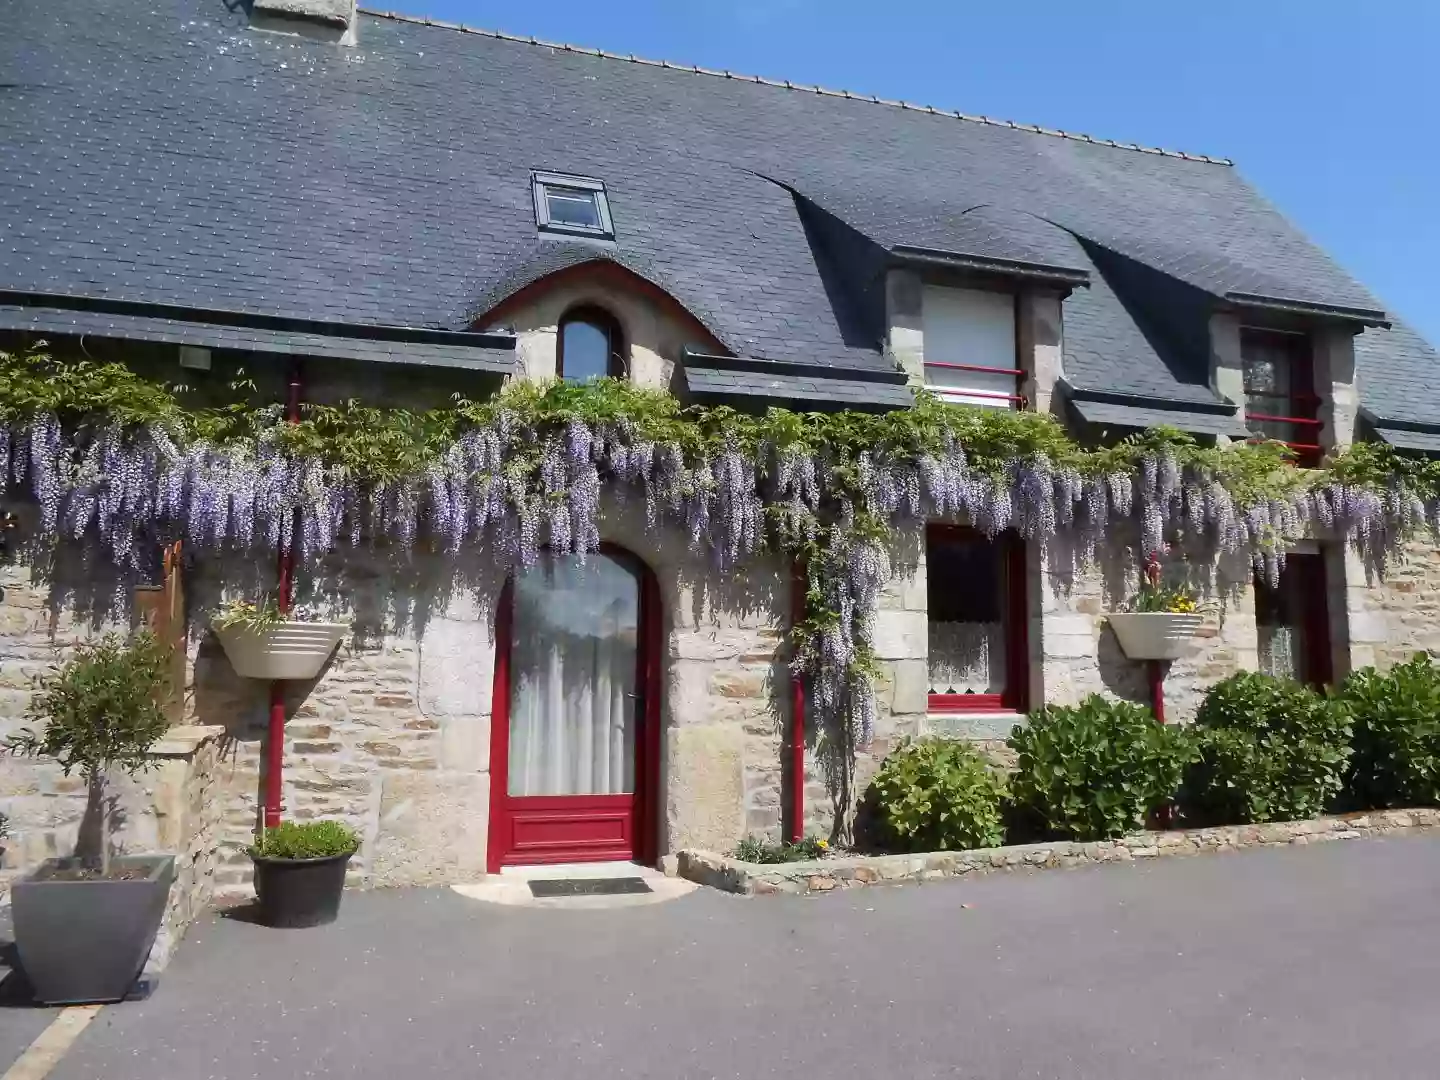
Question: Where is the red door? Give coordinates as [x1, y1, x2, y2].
[487, 548, 660, 872]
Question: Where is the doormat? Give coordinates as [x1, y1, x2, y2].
[528, 877, 653, 897]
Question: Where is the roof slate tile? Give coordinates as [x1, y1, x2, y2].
[0, 0, 1433, 420]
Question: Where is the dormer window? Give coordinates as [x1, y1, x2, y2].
[921, 286, 1024, 409]
[558, 307, 625, 382]
[1242, 327, 1322, 466]
[533, 172, 614, 239]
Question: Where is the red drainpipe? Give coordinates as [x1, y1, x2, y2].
[788, 563, 806, 844]
[1149, 658, 1174, 829]
[263, 361, 303, 831]
[1148, 659, 1166, 724]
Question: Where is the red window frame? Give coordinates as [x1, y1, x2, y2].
[925, 524, 1029, 713]
[1241, 327, 1322, 467]
[1255, 552, 1333, 689]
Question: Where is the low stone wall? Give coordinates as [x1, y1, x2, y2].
[677, 808, 1440, 896]
[144, 725, 226, 972]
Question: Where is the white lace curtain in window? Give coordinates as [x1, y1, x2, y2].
[928, 620, 1006, 696]
[508, 556, 638, 796]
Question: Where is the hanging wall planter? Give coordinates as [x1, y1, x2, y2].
[213, 619, 349, 681]
[1107, 611, 1204, 661]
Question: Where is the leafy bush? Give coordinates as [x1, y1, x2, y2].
[1335, 654, 1440, 809]
[1183, 671, 1351, 825]
[732, 835, 829, 863]
[1006, 695, 1192, 842]
[6, 632, 172, 875]
[249, 820, 360, 861]
[864, 738, 1006, 852]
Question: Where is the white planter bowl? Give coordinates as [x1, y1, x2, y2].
[213, 621, 349, 681]
[1107, 612, 1204, 661]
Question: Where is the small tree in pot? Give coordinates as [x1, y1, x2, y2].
[6, 631, 174, 1005]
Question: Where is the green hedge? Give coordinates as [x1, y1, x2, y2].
[855, 660, 1440, 857]
[1006, 695, 1193, 842]
[1336, 653, 1440, 809]
[863, 738, 1006, 852]
[1183, 672, 1351, 825]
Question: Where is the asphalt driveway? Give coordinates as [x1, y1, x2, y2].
[9, 834, 1440, 1079]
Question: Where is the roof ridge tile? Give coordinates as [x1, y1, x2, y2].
[357, 7, 1234, 165]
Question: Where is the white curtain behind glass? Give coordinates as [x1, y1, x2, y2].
[509, 554, 638, 796]
[1258, 626, 1302, 682]
[928, 621, 1005, 695]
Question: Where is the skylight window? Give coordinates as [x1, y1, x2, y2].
[533, 172, 614, 239]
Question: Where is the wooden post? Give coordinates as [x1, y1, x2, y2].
[135, 541, 186, 725]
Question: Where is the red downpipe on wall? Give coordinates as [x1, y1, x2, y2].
[1148, 659, 1166, 725]
[788, 563, 806, 844]
[263, 361, 303, 831]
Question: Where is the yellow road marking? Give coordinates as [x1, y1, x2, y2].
[2, 1005, 103, 1080]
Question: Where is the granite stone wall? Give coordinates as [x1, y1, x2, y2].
[1345, 539, 1440, 670]
[679, 809, 1440, 896]
[3, 519, 1425, 887]
[0, 495, 792, 896]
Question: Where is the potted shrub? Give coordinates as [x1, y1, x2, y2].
[249, 820, 360, 928]
[212, 598, 348, 681]
[1107, 551, 1204, 661]
[5, 632, 174, 1005]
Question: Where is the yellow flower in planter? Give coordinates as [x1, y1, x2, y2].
[1133, 551, 1201, 615]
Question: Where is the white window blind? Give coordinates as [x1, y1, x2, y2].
[921, 286, 1020, 409]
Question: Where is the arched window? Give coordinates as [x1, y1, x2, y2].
[558, 307, 625, 382]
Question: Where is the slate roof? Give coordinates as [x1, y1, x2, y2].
[2, 0, 1437, 427]
[1062, 388, 1248, 440]
[0, 294, 517, 371]
[1371, 426, 1440, 455]
[683, 350, 914, 413]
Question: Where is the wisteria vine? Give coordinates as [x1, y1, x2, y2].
[4, 345, 1440, 803]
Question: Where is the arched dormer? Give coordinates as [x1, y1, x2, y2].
[470, 251, 730, 390]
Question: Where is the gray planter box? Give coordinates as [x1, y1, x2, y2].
[12, 854, 175, 1005]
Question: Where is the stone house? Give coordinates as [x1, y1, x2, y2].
[3, 0, 1440, 902]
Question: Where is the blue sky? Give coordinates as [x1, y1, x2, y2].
[391, 0, 1440, 344]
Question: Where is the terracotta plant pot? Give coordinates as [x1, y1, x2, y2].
[1107, 612, 1204, 661]
[213, 621, 349, 681]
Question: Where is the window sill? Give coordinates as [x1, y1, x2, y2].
[928, 695, 1011, 713]
[924, 710, 1023, 740]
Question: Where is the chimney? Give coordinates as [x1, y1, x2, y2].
[250, 0, 359, 45]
